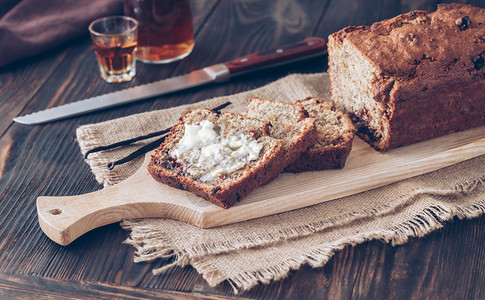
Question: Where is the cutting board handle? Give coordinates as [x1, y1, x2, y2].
[37, 184, 151, 246]
[36, 152, 209, 246]
[37, 128, 485, 246]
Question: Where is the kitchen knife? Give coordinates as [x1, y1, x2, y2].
[13, 37, 326, 125]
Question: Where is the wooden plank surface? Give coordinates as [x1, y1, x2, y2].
[37, 126, 485, 246]
[0, 0, 484, 299]
[0, 272, 243, 300]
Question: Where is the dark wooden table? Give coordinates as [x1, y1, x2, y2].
[1, 0, 484, 299]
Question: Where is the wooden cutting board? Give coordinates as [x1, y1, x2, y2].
[37, 126, 485, 246]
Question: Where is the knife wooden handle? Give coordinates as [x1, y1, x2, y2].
[223, 37, 327, 76]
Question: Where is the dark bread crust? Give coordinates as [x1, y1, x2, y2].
[328, 3, 485, 152]
[147, 108, 285, 209]
[285, 97, 355, 173]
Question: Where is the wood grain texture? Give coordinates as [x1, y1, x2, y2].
[37, 126, 485, 246]
[0, 44, 72, 136]
[0, 0, 221, 293]
[193, 244, 367, 299]
[0, 273, 244, 300]
[352, 216, 485, 299]
[145, 0, 331, 113]
[1, 0, 485, 299]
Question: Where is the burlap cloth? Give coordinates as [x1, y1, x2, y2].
[76, 73, 485, 293]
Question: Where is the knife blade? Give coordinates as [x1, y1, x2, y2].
[13, 37, 326, 125]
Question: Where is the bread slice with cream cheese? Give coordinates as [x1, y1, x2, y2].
[147, 108, 285, 209]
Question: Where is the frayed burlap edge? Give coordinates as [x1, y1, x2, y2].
[76, 72, 484, 294]
[122, 176, 485, 293]
[205, 177, 485, 293]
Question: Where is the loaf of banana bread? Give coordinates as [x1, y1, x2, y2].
[147, 108, 285, 209]
[328, 3, 485, 152]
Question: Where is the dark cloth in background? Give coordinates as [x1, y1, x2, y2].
[0, 0, 123, 67]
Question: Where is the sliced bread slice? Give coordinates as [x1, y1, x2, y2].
[245, 97, 317, 168]
[147, 108, 285, 209]
[285, 97, 355, 172]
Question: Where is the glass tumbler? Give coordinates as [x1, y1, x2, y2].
[89, 16, 138, 83]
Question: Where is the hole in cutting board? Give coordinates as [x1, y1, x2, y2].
[48, 208, 62, 215]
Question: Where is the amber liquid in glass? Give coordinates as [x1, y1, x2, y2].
[124, 0, 194, 63]
[93, 41, 137, 74]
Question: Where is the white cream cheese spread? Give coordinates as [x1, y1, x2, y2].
[169, 120, 263, 182]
